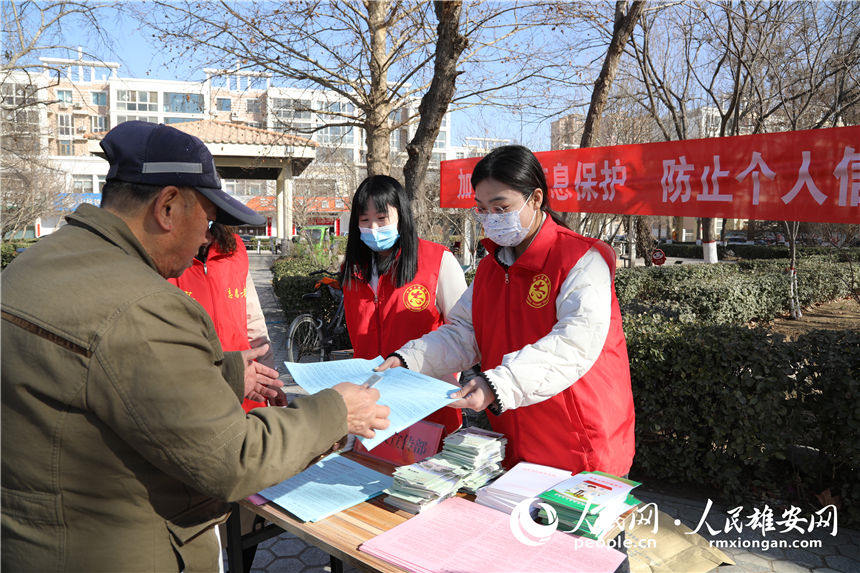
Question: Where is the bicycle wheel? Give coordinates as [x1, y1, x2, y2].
[286, 315, 324, 363]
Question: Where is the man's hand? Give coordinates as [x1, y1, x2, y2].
[241, 345, 285, 405]
[447, 375, 495, 411]
[374, 355, 404, 371]
[332, 382, 391, 439]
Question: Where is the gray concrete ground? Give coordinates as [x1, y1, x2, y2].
[229, 252, 859, 573]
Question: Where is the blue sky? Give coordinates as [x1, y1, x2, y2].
[53, 5, 568, 151]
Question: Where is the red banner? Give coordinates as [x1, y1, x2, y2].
[440, 126, 860, 224]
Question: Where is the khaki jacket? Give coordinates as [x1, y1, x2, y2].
[1, 205, 347, 572]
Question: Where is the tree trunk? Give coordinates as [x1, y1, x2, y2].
[636, 216, 655, 266]
[746, 219, 756, 242]
[403, 0, 467, 207]
[702, 217, 718, 263]
[578, 0, 647, 148]
[626, 215, 637, 268]
[672, 216, 684, 242]
[784, 220, 802, 319]
[461, 211, 473, 267]
[364, 0, 393, 177]
[564, 0, 645, 232]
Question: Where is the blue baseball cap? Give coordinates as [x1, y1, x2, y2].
[100, 121, 265, 226]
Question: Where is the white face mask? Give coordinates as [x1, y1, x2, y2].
[473, 195, 537, 247]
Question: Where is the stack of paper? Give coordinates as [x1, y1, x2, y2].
[475, 461, 572, 514]
[384, 428, 508, 513]
[538, 471, 642, 541]
[257, 454, 392, 522]
[437, 427, 506, 493]
[360, 497, 626, 573]
[384, 456, 467, 513]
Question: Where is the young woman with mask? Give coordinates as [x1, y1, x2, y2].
[378, 145, 635, 478]
[342, 175, 467, 436]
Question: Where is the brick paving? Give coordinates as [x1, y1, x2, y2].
[229, 253, 859, 573]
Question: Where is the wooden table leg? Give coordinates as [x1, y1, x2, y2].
[226, 503, 244, 573]
[330, 554, 344, 573]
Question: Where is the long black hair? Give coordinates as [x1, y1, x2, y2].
[342, 175, 418, 288]
[470, 145, 568, 228]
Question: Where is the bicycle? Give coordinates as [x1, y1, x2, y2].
[285, 270, 347, 362]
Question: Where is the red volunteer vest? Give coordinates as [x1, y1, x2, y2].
[472, 217, 635, 475]
[169, 237, 265, 412]
[343, 239, 462, 435]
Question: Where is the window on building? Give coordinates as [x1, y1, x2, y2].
[116, 115, 158, 124]
[270, 98, 312, 120]
[320, 101, 355, 117]
[116, 90, 158, 112]
[164, 117, 195, 124]
[163, 92, 204, 114]
[57, 90, 73, 104]
[433, 131, 447, 149]
[431, 152, 444, 164]
[223, 180, 237, 193]
[97, 175, 106, 192]
[246, 121, 261, 129]
[216, 98, 232, 112]
[1, 83, 38, 106]
[317, 125, 354, 146]
[246, 99, 261, 114]
[58, 114, 73, 137]
[58, 140, 72, 155]
[72, 175, 94, 193]
[91, 92, 107, 106]
[91, 115, 108, 132]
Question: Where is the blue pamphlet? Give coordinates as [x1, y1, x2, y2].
[258, 454, 392, 522]
[284, 357, 457, 450]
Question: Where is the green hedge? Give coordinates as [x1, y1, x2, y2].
[615, 257, 854, 324]
[271, 256, 340, 323]
[1, 239, 38, 268]
[625, 314, 860, 524]
[270, 256, 350, 348]
[658, 242, 860, 261]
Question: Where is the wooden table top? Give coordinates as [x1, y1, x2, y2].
[240, 452, 434, 573]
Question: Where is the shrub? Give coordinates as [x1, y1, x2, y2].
[792, 330, 860, 524]
[1, 239, 38, 269]
[625, 315, 860, 525]
[615, 259, 853, 324]
[625, 314, 796, 500]
[271, 256, 340, 324]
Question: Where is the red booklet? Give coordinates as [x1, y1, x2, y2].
[353, 420, 444, 466]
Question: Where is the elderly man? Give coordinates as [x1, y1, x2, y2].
[1, 121, 389, 571]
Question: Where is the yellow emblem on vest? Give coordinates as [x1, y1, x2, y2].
[526, 274, 551, 309]
[403, 284, 431, 312]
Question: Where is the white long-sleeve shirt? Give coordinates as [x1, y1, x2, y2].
[397, 246, 612, 413]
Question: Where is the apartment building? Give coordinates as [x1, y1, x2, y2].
[2, 53, 457, 237]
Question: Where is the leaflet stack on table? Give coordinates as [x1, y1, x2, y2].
[385, 427, 506, 513]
